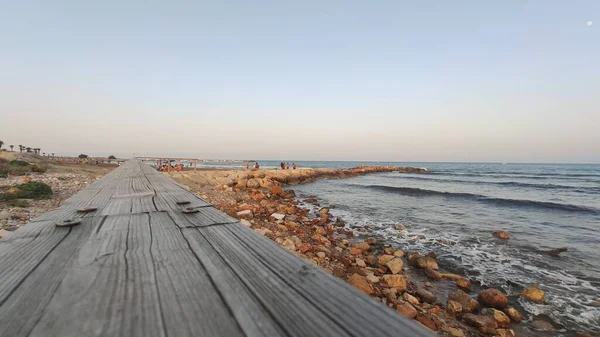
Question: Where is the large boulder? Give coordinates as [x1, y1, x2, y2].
[353, 241, 370, 252]
[406, 251, 421, 265]
[463, 314, 498, 334]
[348, 274, 373, 295]
[521, 285, 545, 303]
[478, 288, 508, 309]
[448, 289, 479, 313]
[416, 256, 439, 270]
[386, 258, 404, 274]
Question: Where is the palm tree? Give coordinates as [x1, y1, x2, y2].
[18, 145, 23, 152]
[0, 140, 4, 150]
[10, 145, 14, 152]
[26, 147, 31, 153]
[51, 153, 55, 159]
[42, 152, 46, 157]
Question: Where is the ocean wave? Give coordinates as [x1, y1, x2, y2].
[392, 175, 598, 193]
[426, 171, 600, 182]
[356, 184, 600, 214]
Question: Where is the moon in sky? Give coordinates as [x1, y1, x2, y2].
[586, 21, 593, 26]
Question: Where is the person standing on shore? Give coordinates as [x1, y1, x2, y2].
[293, 163, 297, 169]
[280, 162, 285, 170]
[285, 163, 290, 170]
[245, 161, 250, 170]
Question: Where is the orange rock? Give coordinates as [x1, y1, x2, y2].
[478, 289, 508, 309]
[353, 241, 370, 252]
[297, 243, 312, 253]
[493, 231, 510, 240]
[521, 285, 545, 303]
[349, 247, 362, 255]
[381, 274, 407, 291]
[348, 273, 373, 295]
[396, 303, 417, 319]
[416, 314, 438, 331]
[378, 254, 394, 266]
[270, 185, 283, 196]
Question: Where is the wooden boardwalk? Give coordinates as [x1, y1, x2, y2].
[0, 160, 432, 337]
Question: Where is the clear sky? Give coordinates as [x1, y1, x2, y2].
[0, 1, 598, 162]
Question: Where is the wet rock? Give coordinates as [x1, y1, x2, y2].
[416, 256, 439, 270]
[334, 217, 345, 227]
[381, 274, 407, 291]
[478, 288, 508, 309]
[448, 289, 479, 313]
[441, 326, 465, 337]
[496, 328, 516, 337]
[504, 306, 523, 322]
[349, 247, 362, 255]
[406, 251, 421, 265]
[395, 225, 406, 231]
[417, 288, 437, 304]
[348, 273, 373, 295]
[531, 319, 554, 332]
[393, 249, 404, 258]
[424, 268, 442, 280]
[541, 247, 568, 256]
[463, 314, 498, 334]
[521, 285, 545, 303]
[396, 303, 417, 319]
[447, 300, 463, 315]
[386, 258, 404, 274]
[416, 314, 438, 331]
[481, 308, 511, 328]
[456, 277, 472, 291]
[493, 231, 510, 240]
[270, 185, 283, 196]
[378, 254, 394, 266]
[384, 247, 394, 255]
[355, 258, 366, 268]
[318, 207, 329, 218]
[403, 292, 420, 305]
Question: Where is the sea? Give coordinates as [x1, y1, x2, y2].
[201, 161, 600, 335]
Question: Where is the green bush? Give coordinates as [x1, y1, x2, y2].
[7, 199, 30, 207]
[30, 164, 49, 173]
[0, 163, 27, 176]
[9, 160, 29, 167]
[0, 181, 53, 201]
[15, 181, 53, 199]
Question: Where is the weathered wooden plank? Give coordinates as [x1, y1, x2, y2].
[0, 217, 100, 336]
[28, 215, 143, 337]
[147, 212, 245, 337]
[199, 224, 432, 337]
[189, 226, 351, 337]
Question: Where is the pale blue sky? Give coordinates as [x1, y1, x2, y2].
[0, 1, 598, 162]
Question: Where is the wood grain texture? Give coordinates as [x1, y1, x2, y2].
[0, 159, 434, 337]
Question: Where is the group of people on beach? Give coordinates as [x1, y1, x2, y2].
[280, 162, 296, 170]
[245, 161, 260, 170]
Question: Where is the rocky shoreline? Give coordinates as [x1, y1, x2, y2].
[169, 166, 562, 337]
